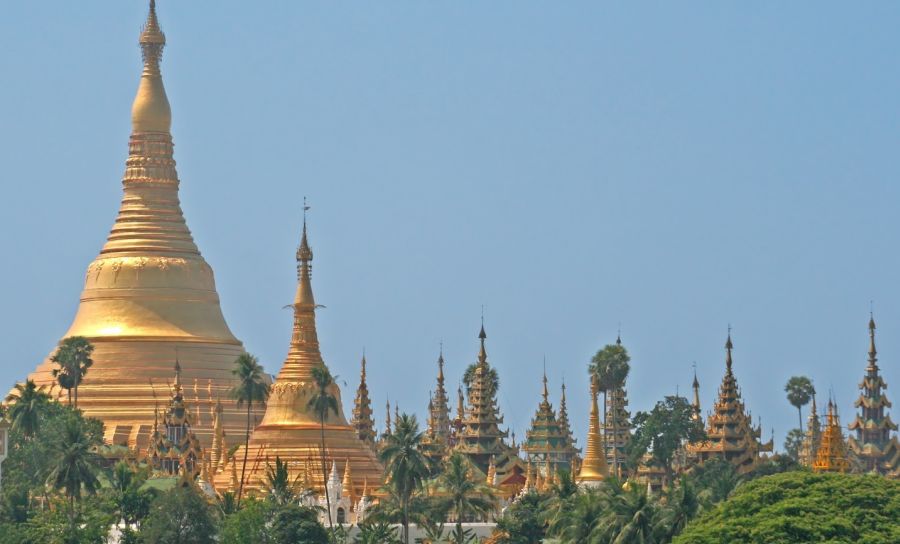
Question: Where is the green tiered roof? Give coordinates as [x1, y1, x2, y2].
[522, 371, 579, 470]
[847, 316, 900, 477]
[557, 380, 579, 454]
[454, 325, 513, 474]
[687, 332, 772, 474]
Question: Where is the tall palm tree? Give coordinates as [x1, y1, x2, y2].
[439, 453, 496, 541]
[784, 376, 815, 432]
[547, 487, 604, 543]
[50, 336, 94, 409]
[5, 380, 50, 439]
[265, 455, 300, 506]
[590, 342, 631, 472]
[660, 476, 701, 540]
[45, 415, 103, 534]
[598, 482, 662, 544]
[229, 352, 270, 507]
[306, 365, 339, 532]
[379, 413, 431, 544]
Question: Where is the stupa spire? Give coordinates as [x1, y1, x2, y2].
[868, 313, 878, 369]
[277, 207, 324, 382]
[691, 364, 702, 422]
[557, 380, 578, 450]
[576, 375, 608, 485]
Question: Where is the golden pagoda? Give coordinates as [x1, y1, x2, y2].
[146, 360, 204, 484]
[813, 399, 850, 473]
[22, 0, 265, 451]
[212, 217, 382, 495]
[847, 315, 900, 477]
[350, 354, 376, 448]
[422, 349, 453, 462]
[687, 332, 772, 474]
[576, 375, 608, 486]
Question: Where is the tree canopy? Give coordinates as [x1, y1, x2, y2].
[674, 472, 900, 544]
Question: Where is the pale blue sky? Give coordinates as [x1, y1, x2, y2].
[2, 2, 899, 449]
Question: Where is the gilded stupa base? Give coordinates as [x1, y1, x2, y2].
[27, 339, 265, 451]
[212, 422, 383, 496]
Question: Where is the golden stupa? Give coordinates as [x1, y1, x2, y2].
[24, 1, 266, 450]
[213, 218, 383, 495]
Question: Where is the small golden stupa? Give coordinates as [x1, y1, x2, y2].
[576, 375, 608, 486]
[22, 1, 266, 450]
[213, 217, 383, 495]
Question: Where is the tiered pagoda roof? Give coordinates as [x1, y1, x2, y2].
[800, 394, 821, 468]
[422, 350, 453, 461]
[453, 325, 525, 492]
[604, 386, 632, 477]
[847, 316, 900, 476]
[146, 360, 203, 484]
[687, 332, 772, 474]
[557, 380, 578, 454]
[813, 400, 850, 473]
[522, 370, 579, 470]
[350, 355, 376, 448]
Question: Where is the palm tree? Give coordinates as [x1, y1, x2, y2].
[45, 415, 103, 534]
[590, 342, 631, 472]
[547, 487, 604, 543]
[229, 352, 270, 507]
[379, 413, 432, 544]
[265, 455, 300, 506]
[598, 482, 662, 544]
[356, 520, 402, 543]
[50, 336, 94, 409]
[306, 365, 340, 532]
[660, 476, 701, 540]
[439, 453, 496, 541]
[5, 380, 50, 439]
[463, 363, 499, 397]
[784, 376, 815, 432]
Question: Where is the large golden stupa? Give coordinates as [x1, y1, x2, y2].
[213, 219, 383, 495]
[24, 1, 266, 450]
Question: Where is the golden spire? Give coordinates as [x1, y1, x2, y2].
[351, 352, 376, 446]
[342, 458, 354, 502]
[541, 365, 549, 404]
[813, 399, 850, 473]
[276, 208, 325, 382]
[478, 323, 488, 366]
[725, 327, 734, 371]
[486, 455, 497, 487]
[691, 364, 702, 422]
[577, 375, 608, 484]
[384, 399, 392, 437]
[457, 385, 465, 420]
[132, 0, 171, 134]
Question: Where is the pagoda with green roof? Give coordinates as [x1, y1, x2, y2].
[522, 370, 579, 470]
[847, 315, 900, 477]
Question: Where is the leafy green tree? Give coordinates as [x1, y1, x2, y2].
[782, 428, 805, 462]
[674, 472, 900, 544]
[270, 504, 329, 544]
[306, 365, 340, 531]
[229, 352, 270, 506]
[463, 363, 499, 397]
[438, 453, 496, 540]
[5, 380, 50, 439]
[784, 376, 815, 432]
[379, 413, 432, 544]
[50, 336, 94, 409]
[590, 342, 631, 474]
[45, 414, 103, 535]
[355, 519, 401, 543]
[220, 499, 272, 544]
[629, 396, 705, 483]
[140, 486, 217, 544]
[492, 490, 547, 544]
[692, 458, 743, 506]
[108, 461, 155, 530]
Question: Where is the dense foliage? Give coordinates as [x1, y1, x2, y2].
[674, 471, 900, 544]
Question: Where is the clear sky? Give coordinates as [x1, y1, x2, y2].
[2, 2, 899, 450]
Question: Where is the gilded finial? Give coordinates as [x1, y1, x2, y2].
[478, 318, 488, 365]
[725, 326, 734, 370]
[541, 358, 549, 402]
[297, 198, 314, 265]
[868, 312, 878, 368]
[132, 0, 171, 133]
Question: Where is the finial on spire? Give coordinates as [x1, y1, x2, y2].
[360, 351, 367, 380]
[868, 312, 878, 368]
[616, 323, 622, 346]
[140, 0, 166, 65]
[725, 326, 734, 370]
[542, 358, 549, 402]
[173, 349, 182, 390]
[297, 199, 313, 265]
[132, 0, 171, 133]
